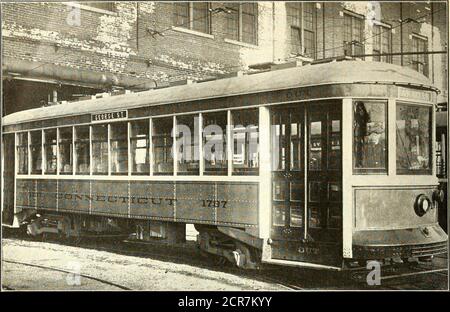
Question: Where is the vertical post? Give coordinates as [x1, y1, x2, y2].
[227, 110, 233, 176]
[108, 124, 111, 176]
[300, 2, 304, 55]
[400, 2, 403, 66]
[238, 4, 243, 41]
[128, 122, 132, 176]
[56, 128, 60, 176]
[14, 133, 18, 177]
[149, 118, 153, 176]
[258, 106, 271, 239]
[173, 116, 178, 176]
[432, 106, 437, 177]
[431, 1, 435, 84]
[322, 2, 326, 59]
[189, 2, 194, 30]
[388, 98, 396, 176]
[342, 98, 353, 259]
[198, 113, 204, 176]
[303, 105, 308, 239]
[441, 132, 446, 177]
[72, 126, 76, 176]
[42, 130, 45, 176]
[28, 131, 31, 175]
[89, 126, 93, 176]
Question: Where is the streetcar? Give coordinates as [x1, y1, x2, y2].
[2, 60, 447, 270]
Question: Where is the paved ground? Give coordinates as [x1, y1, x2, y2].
[1, 238, 284, 291]
[2, 237, 448, 291]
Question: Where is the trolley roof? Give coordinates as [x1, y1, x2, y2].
[3, 60, 438, 126]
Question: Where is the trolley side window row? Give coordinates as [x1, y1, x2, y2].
[15, 108, 260, 177]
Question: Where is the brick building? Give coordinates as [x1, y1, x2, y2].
[1, 1, 448, 116]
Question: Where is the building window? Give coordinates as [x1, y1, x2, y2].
[173, 2, 211, 34]
[84, 2, 115, 12]
[17, 132, 28, 174]
[411, 35, 428, 77]
[373, 24, 392, 63]
[286, 2, 315, 58]
[396, 104, 431, 174]
[75, 126, 90, 174]
[30, 131, 42, 174]
[110, 122, 128, 175]
[232, 109, 259, 175]
[58, 127, 73, 175]
[130, 120, 150, 175]
[92, 124, 108, 175]
[353, 101, 387, 173]
[203, 111, 228, 175]
[44, 129, 57, 174]
[344, 12, 364, 58]
[225, 2, 258, 45]
[153, 117, 174, 175]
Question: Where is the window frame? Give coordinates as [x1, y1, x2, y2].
[58, 126, 74, 175]
[352, 99, 389, 175]
[286, 2, 316, 58]
[224, 2, 258, 45]
[173, 2, 212, 35]
[411, 34, 429, 77]
[395, 102, 433, 175]
[16, 132, 29, 175]
[343, 11, 365, 58]
[130, 119, 151, 175]
[372, 22, 392, 63]
[74, 125, 91, 175]
[30, 130, 43, 175]
[109, 121, 129, 175]
[91, 124, 109, 175]
[43, 128, 57, 175]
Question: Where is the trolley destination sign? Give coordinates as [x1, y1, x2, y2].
[91, 110, 127, 122]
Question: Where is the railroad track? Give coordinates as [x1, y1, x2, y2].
[4, 232, 446, 290]
[3, 259, 131, 290]
[3, 234, 305, 290]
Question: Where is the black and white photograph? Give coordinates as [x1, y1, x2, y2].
[0, 0, 448, 296]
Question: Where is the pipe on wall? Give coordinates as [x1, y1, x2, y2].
[2, 56, 157, 90]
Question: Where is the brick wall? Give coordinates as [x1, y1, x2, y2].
[1, 1, 447, 95]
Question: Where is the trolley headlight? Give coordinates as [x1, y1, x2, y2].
[415, 194, 432, 216]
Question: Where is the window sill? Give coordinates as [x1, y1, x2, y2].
[66, 2, 117, 16]
[224, 38, 258, 49]
[171, 26, 214, 39]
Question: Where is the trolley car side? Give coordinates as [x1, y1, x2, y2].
[2, 60, 447, 270]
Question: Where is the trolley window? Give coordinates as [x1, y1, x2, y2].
[44, 129, 57, 174]
[153, 117, 174, 175]
[232, 109, 259, 175]
[130, 120, 150, 175]
[92, 124, 108, 175]
[58, 127, 73, 175]
[353, 101, 387, 173]
[176, 114, 200, 175]
[110, 122, 128, 175]
[30, 130, 42, 174]
[75, 126, 90, 174]
[396, 104, 432, 174]
[17, 132, 28, 174]
[203, 111, 227, 175]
